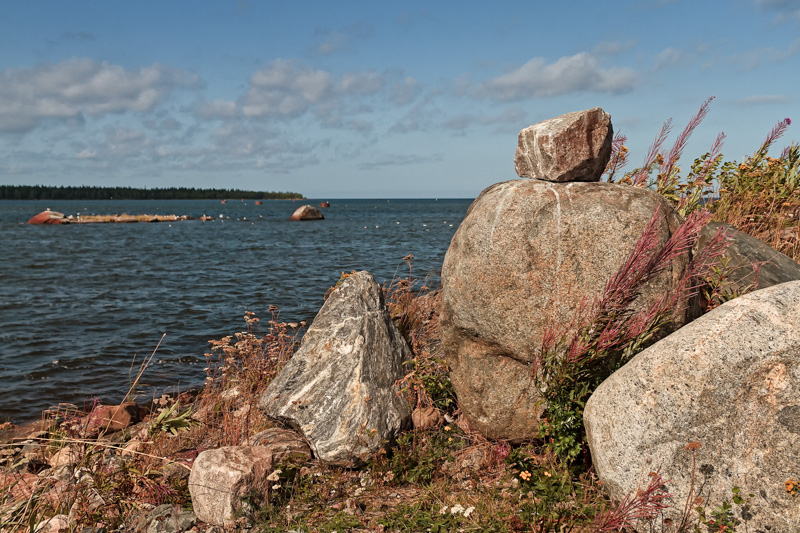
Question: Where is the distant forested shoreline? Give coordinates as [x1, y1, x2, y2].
[0, 185, 305, 201]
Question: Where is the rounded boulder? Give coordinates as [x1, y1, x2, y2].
[289, 205, 324, 221]
[441, 179, 689, 441]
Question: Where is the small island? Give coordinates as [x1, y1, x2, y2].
[0, 185, 304, 201]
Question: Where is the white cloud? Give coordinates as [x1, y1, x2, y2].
[313, 22, 374, 55]
[241, 60, 333, 117]
[358, 152, 443, 170]
[391, 77, 422, 105]
[234, 60, 413, 135]
[0, 58, 202, 133]
[654, 47, 684, 70]
[731, 38, 800, 70]
[478, 52, 636, 101]
[736, 94, 788, 105]
[196, 99, 239, 119]
[317, 32, 348, 55]
[74, 148, 97, 159]
[756, 0, 800, 24]
[340, 71, 385, 94]
[106, 127, 151, 157]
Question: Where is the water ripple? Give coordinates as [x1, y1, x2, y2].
[0, 198, 470, 422]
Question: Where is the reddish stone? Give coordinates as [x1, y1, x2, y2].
[290, 205, 324, 221]
[27, 210, 67, 224]
[514, 107, 613, 182]
[87, 402, 147, 433]
[0, 472, 40, 503]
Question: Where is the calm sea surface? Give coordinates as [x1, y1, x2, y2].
[0, 198, 472, 423]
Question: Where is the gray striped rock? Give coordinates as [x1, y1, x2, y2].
[259, 271, 411, 466]
[514, 107, 612, 182]
[585, 280, 800, 533]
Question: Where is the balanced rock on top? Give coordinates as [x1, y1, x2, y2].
[514, 107, 613, 182]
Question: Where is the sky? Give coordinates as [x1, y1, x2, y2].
[1, 1, 798, 199]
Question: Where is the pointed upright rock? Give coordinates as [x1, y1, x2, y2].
[259, 271, 411, 466]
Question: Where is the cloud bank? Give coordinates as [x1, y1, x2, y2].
[477, 52, 636, 101]
[0, 58, 202, 133]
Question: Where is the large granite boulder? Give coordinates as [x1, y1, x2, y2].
[441, 179, 688, 441]
[289, 205, 324, 221]
[514, 107, 613, 182]
[188, 433, 311, 527]
[584, 280, 800, 533]
[259, 271, 412, 466]
[695, 221, 800, 296]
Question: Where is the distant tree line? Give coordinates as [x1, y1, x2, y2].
[0, 185, 305, 201]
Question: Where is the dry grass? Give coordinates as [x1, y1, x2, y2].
[5, 111, 796, 529]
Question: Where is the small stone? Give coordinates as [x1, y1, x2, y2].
[48, 446, 80, 469]
[142, 504, 196, 533]
[33, 514, 70, 533]
[514, 107, 612, 182]
[86, 402, 147, 434]
[289, 205, 324, 221]
[412, 406, 443, 430]
[188, 443, 310, 527]
[28, 210, 68, 225]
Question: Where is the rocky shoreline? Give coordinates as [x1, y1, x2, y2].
[5, 107, 800, 532]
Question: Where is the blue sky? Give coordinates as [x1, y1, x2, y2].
[1, 1, 798, 198]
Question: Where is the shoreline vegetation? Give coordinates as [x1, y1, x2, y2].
[1, 104, 798, 532]
[0, 185, 305, 201]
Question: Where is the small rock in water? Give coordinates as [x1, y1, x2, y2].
[289, 205, 324, 221]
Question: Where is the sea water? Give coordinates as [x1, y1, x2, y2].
[0, 198, 471, 422]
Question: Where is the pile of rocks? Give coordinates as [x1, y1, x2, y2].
[441, 107, 691, 441]
[189, 271, 413, 526]
[0, 400, 199, 533]
[9, 107, 800, 531]
[439, 107, 800, 531]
